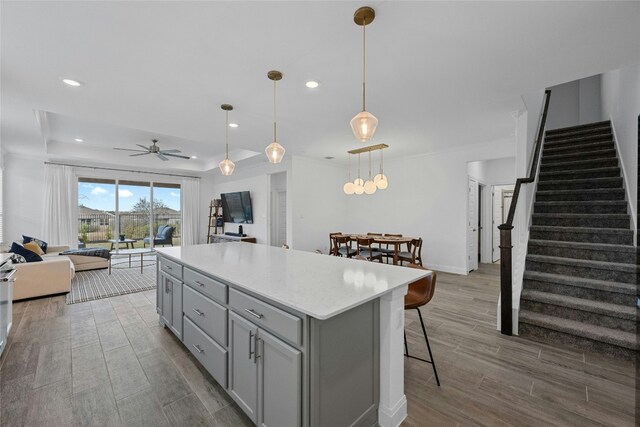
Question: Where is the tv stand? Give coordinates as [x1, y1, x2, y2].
[209, 234, 257, 244]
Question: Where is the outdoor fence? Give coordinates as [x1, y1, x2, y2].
[78, 213, 181, 243]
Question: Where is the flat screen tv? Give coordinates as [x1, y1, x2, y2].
[221, 191, 253, 224]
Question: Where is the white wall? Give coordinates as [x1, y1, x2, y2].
[579, 75, 602, 124]
[3, 154, 45, 243]
[344, 138, 516, 274]
[601, 62, 639, 239]
[546, 75, 603, 130]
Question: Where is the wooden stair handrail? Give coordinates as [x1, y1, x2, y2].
[498, 89, 551, 335]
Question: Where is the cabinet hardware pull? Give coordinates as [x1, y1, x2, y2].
[192, 308, 204, 316]
[166, 265, 172, 270]
[244, 308, 264, 319]
[194, 280, 205, 287]
[165, 282, 170, 293]
[248, 330, 255, 360]
[254, 337, 261, 363]
[192, 344, 204, 354]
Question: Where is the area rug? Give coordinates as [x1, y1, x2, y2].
[66, 257, 156, 304]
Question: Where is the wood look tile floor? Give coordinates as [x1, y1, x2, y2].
[0, 264, 635, 426]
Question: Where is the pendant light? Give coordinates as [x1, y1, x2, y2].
[343, 154, 355, 195]
[265, 70, 286, 163]
[374, 148, 388, 189]
[363, 151, 377, 194]
[219, 104, 235, 176]
[350, 7, 378, 143]
[354, 154, 365, 195]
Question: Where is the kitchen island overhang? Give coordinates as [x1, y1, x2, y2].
[156, 243, 427, 427]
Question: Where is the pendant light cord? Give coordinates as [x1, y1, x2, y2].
[358, 153, 361, 180]
[368, 151, 372, 179]
[380, 148, 383, 174]
[362, 22, 366, 112]
[225, 110, 229, 159]
[273, 79, 277, 142]
[348, 154, 352, 181]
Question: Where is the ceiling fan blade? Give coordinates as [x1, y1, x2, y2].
[136, 144, 150, 150]
[114, 148, 147, 152]
[163, 153, 191, 160]
[160, 149, 181, 153]
[129, 152, 151, 157]
[156, 153, 169, 161]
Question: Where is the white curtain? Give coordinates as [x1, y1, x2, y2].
[42, 164, 76, 248]
[181, 177, 200, 246]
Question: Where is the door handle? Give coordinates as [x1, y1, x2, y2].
[245, 308, 264, 319]
[192, 344, 204, 354]
[192, 308, 204, 317]
[248, 330, 255, 360]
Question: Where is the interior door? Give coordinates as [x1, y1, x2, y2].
[229, 311, 259, 423]
[467, 178, 479, 272]
[492, 188, 502, 262]
[258, 328, 301, 427]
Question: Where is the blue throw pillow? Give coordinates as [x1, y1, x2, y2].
[10, 242, 43, 263]
[22, 235, 48, 254]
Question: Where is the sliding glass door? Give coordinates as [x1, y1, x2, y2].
[78, 178, 181, 249]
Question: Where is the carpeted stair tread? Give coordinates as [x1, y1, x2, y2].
[543, 141, 614, 155]
[532, 213, 629, 228]
[520, 290, 636, 320]
[530, 225, 633, 235]
[541, 148, 616, 163]
[518, 310, 637, 351]
[539, 157, 618, 171]
[535, 188, 625, 201]
[544, 132, 613, 146]
[545, 120, 611, 136]
[539, 166, 620, 180]
[533, 200, 628, 214]
[528, 239, 634, 252]
[526, 254, 639, 272]
[523, 270, 637, 296]
[534, 200, 627, 207]
[537, 177, 622, 190]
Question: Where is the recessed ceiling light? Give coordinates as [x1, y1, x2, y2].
[228, 123, 239, 128]
[61, 78, 83, 87]
[74, 138, 84, 142]
[191, 155, 197, 159]
[305, 80, 320, 89]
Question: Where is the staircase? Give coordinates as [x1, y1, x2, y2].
[518, 120, 638, 359]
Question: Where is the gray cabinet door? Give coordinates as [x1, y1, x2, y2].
[160, 274, 173, 327]
[229, 311, 258, 423]
[258, 328, 301, 427]
[170, 280, 182, 340]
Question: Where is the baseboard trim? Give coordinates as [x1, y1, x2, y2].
[427, 263, 468, 275]
[378, 395, 407, 427]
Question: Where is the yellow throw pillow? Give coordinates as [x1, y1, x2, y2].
[24, 241, 44, 255]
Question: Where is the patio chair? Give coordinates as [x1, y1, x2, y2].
[144, 225, 175, 247]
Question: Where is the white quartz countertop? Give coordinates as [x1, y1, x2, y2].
[156, 243, 428, 320]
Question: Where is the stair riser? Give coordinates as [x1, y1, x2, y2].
[546, 124, 611, 138]
[537, 178, 622, 191]
[523, 279, 635, 306]
[518, 323, 636, 360]
[539, 168, 620, 181]
[525, 260, 636, 283]
[536, 191, 625, 202]
[532, 216, 629, 228]
[545, 133, 612, 145]
[544, 142, 615, 156]
[529, 229, 633, 245]
[540, 159, 618, 172]
[534, 203, 627, 214]
[527, 244, 636, 263]
[520, 300, 636, 333]
[542, 150, 616, 164]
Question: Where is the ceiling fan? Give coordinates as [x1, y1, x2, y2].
[113, 139, 190, 161]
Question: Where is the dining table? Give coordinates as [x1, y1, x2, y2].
[335, 234, 414, 265]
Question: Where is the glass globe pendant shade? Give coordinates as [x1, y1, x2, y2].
[350, 111, 379, 142]
[364, 179, 377, 194]
[343, 181, 355, 195]
[219, 158, 235, 176]
[353, 177, 364, 186]
[354, 182, 365, 195]
[374, 173, 388, 189]
[265, 141, 285, 164]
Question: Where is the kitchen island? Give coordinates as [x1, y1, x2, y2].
[156, 243, 427, 427]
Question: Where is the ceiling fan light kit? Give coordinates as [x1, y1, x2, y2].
[219, 103, 236, 176]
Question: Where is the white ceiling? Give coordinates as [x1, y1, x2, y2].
[2, 1, 639, 172]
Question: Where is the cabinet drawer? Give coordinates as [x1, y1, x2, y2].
[183, 285, 227, 346]
[184, 316, 228, 388]
[229, 289, 302, 346]
[184, 268, 227, 304]
[160, 257, 183, 280]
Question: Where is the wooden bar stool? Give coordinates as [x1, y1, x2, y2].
[404, 264, 440, 386]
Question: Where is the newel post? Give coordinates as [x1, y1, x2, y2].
[498, 224, 513, 335]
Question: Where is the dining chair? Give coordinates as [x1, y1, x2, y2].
[335, 236, 357, 258]
[380, 233, 403, 262]
[367, 232, 384, 253]
[398, 238, 423, 266]
[356, 237, 383, 263]
[404, 264, 440, 386]
[329, 232, 342, 256]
